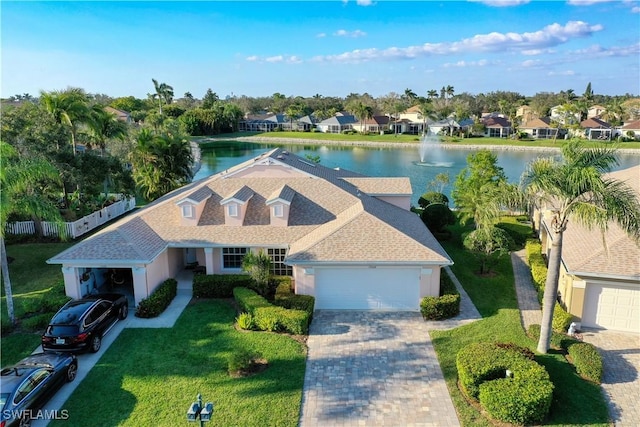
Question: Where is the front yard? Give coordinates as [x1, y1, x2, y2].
[49, 299, 306, 427]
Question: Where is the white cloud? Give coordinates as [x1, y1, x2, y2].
[245, 55, 259, 62]
[356, 0, 375, 5]
[520, 59, 542, 67]
[334, 29, 367, 38]
[521, 49, 545, 55]
[567, 0, 615, 5]
[311, 21, 602, 63]
[469, 0, 530, 7]
[316, 33, 327, 38]
[246, 55, 303, 64]
[547, 70, 576, 76]
[632, 6, 640, 13]
[265, 55, 284, 63]
[443, 59, 490, 67]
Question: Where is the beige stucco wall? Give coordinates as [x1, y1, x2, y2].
[419, 267, 441, 298]
[293, 265, 315, 296]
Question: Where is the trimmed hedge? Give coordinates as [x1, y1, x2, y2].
[527, 324, 603, 383]
[457, 342, 553, 425]
[420, 272, 460, 320]
[135, 278, 177, 318]
[193, 274, 253, 298]
[525, 239, 574, 332]
[233, 287, 310, 335]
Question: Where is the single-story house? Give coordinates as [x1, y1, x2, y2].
[621, 119, 640, 140]
[580, 117, 612, 140]
[316, 114, 357, 133]
[352, 115, 390, 134]
[48, 148, 453, 311]
[104, 106, 132, 124]
[482, 116, 512, 138]
[520, 117, 565, 140]
[534, 165, 640, 333]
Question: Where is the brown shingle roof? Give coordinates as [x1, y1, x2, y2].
[341, 177, 412, 196]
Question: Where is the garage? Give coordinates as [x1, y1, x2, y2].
[582, 283, 640, 333]
[314, 267, 421, 310]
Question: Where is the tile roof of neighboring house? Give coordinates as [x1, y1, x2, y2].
[267, 185, 296, 204]
[483, 117, 511, 128]
[545, 165, 640, 279]
[265, 114, 287, 124]
[359, 116, 390, 125]
[580, 117, 611, 128]
[298, 115, 317, 125]
[622, 119, 640, 130]
[522, 117, 553, 128]
[49, 148, 451, 267]
[405, 105, 422, 113]
[318, 115, 357, 125]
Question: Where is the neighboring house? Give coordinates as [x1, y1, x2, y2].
[105, 106, 132, 124]
[587, 105, 606, 119]
[516, 105, 535, 125]
[579, 117, 612, 140]
[352, 115, 390, 134]
[533, 165, 640, 333]
[550, 105, 581, 125]
[520, 117, 565, 140]
[316, 114, 357, 133]
[429, 118, 462, 136]
[297, 115, 318, 132]
[621, 119, 640, 140]
[238, 114, 278, 132]
[48, 148, 453, 310]
[482, 116, 512, 138]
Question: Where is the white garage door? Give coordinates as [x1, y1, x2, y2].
[582, 284, 640, 333]
[314, 267, 421, 310]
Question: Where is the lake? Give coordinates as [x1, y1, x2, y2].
[193, 141, 640, 204]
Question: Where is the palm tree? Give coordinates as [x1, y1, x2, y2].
[285, 104, 303, 131]
[521, 141, 640, 353]
[1, 142, 64, 324]
[415, 98, 436, 135]
[403, 88, 417, 104]
[151, 79, 174, 115]
[427, 90, 438, 100]
[445, 85, 455, 99]
[88, 106, 128, 155]
[40, 88, 90, 156]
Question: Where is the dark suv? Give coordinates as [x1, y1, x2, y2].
[41, 293, 129, 353]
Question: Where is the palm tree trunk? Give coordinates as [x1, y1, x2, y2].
[537, 219, 565, 353]
[1, 237, 16, 324]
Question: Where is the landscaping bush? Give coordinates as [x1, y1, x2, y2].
[527, 324, 580, 350]
[227, 349, 263, 375]
[420, 294, 460, 320]
[1, 317, 14, 336]
[193, 274, 253, 298]
[567, 342, 603, 383]
[420, 272, 460, 320]
[135, 278, 177, 318]
[457, 342, 553, 425]
[21, 313, 54, 331]
[233, 287, 310, 334]
[553, 303, 574, 332]
[236, 312, 255, 330]
[274, 279, 315, 315]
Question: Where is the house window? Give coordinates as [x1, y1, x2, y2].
[181, 204, 194, 218]
[268, 248, 292, 276]
[228, 203, 238, 217]
[222, 247, 248, 269]
[273, 204, 284, 218]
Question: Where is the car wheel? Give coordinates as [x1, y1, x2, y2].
[90, 335, 102, 353]
[66, 361, 78, 382]
[119, 304, 129, 320]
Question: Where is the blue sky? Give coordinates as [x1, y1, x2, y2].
[2, 0, 639, 99]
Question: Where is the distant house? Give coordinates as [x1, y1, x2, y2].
[352, 115, 390, 134]
[580, 117, 612, 140]
[520, 117, 565, 140]
[550, 105, 581, 125]
[516, 105, 535, 125]
[587, 105, 606, 119]
[621, 119, 640, 140]
[482, 116, 512, 138]
[297, 115, 318, 132]
[105, 106, 132, 124]
[316, 114, 357, 133]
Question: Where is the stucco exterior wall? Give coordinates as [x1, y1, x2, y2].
[374, 195, 411, 211]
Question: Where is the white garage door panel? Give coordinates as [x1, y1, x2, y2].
[583, 284, 640, 333]
[315, 268, 420, 310]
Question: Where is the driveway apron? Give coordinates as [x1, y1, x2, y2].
[300, 311, 460, 427]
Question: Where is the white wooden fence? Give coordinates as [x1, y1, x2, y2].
[5, 196, 136, 239]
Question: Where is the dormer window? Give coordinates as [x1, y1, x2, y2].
[273, 204, 284, 218]
[181, 205, 194, 218]
[228, 203, 238, 217]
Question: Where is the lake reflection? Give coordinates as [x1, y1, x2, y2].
[194, 141, 639, 204]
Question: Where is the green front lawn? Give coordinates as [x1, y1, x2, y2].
[432, 219, 609, 426]
[49, 299, 306, 427]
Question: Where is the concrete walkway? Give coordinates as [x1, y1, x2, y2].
[511, 249, 640, 427]
[32, 270, 195, 427]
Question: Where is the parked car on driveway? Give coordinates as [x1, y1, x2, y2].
[0, 352, 77, 427]
[41, 293, 128, 353]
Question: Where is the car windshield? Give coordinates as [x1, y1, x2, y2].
[51, 300, 95, 324]
[47, 325, 79, 336]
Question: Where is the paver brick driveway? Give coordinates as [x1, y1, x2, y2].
[299, 311, 460, 427]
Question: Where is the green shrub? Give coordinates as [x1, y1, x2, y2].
[567, 342, 603, 383]
[236, 312, 254, 330]
[496, 221, 531, 248]
[234, 287, 310, 334]
[457, 342, 553, 425]
[40, 294, 72, 313]
[553, 303, 574, 332]
[1, 317, 13, 336]
[440, 272, 457, 296]
[420, 294, 460, 320]
[527, 324, 580, 350]
[193, 274, 253, 298]
[135, 278, 177, 318]
[21, 313, 54, 331]
[227, 349, 263, 374]
[494, 342, 535, 360]
[418, 191, 449, 208]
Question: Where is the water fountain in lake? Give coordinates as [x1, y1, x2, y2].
[415, 132, 454, 167]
